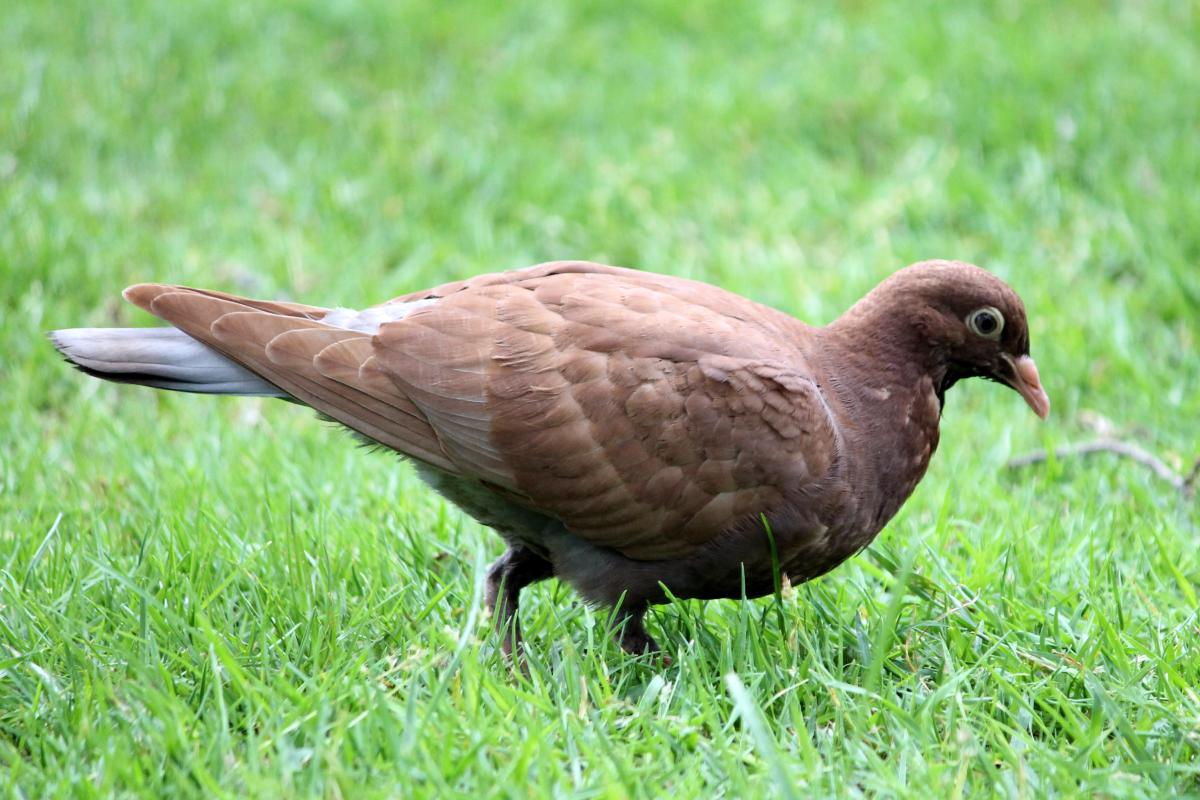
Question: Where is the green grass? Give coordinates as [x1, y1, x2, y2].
[3, 0, 1199, 796]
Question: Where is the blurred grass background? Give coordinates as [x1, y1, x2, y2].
[2, 0, 1198, 797]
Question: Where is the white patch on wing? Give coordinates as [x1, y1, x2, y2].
[322, 299, 438, 332]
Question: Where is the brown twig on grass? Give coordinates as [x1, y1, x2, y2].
[1006, 438, 1199, 499]
[1183, 458, 1200, 500]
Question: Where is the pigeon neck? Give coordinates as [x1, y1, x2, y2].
[811, 319, 947, 531]
[822, 311, 950, 397]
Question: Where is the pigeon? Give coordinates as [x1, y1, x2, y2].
[50, 259, 1049, 655]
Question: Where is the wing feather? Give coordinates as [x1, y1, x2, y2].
[368, 272, 837, 560]
[129, 288, 457, 471]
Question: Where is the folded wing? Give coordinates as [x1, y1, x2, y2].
[126, 263, 839, 561]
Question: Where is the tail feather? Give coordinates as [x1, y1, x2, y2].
[49, 327, 286, 397]
[50, 283, 456, 472]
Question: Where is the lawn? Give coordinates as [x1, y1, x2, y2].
[2, 0, 1199, 796]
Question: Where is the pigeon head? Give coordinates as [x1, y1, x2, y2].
[833, 260, 1050, 419]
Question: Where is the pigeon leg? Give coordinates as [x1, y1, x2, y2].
[485, 546, 554, 657]
[612, 605, 660, 655]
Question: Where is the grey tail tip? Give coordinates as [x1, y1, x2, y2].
[47, 329, 75, 362]
[46, 325, 288, 397]
[47, 328, 88, 364]
[47, 328, 134, 384]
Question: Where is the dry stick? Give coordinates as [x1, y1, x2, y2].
[1006, 438, 1197, 497]
[1183, 458, 1200, 499]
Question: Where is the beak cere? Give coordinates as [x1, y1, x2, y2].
[1003, 354, 1051, 419]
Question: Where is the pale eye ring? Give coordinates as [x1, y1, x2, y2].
[967, 307, 1004, 339]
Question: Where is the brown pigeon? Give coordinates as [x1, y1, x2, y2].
[51, 260, 1049, 655]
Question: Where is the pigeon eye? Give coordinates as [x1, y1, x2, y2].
[967, 307, 1003, 339]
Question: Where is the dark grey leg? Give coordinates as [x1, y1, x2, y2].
[485, 546, 554, 657]
[612, 605, 660, 655]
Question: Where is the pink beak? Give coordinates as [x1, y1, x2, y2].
[1003, 354, 1050, 419]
